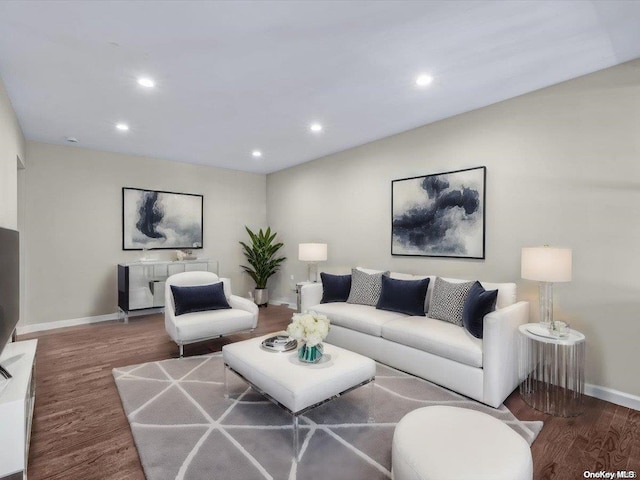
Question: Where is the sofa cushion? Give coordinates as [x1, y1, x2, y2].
[170, 282, 231, 316]
[462, 281, 498, 339]
[354, 268, 515, 310]
[436, 277, 516, 309]
[355, 267, 386, 275]
[388, 273, 433, 313]
[376, 276, 430, 316]
[428, 277, 474, 326]
[382, 316, 483, 368]
[320, 272, 352, 303]
[347, 268, 389, 306]
[173, 308, 255, 341]
[356, 268, 435, 312]
[310, 302, 406, 337]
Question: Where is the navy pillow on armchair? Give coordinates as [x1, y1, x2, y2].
[462, 281, 498, 338]
[320, 272, 352, 303]
[171, 282, 231, 316]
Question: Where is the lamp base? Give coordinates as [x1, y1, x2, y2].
[548, 321, 570, 337]
[307, 262, 319, 283]
[538, 281, 553, 328]
[538, 281, 570, 337]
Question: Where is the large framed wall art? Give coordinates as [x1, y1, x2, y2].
[391, 166, 486, 259]
[122, 187, 204, 250]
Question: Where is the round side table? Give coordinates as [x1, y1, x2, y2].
[518, 323, 585, 417]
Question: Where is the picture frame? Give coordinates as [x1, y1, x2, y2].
[391, 166, 486, 259]
[122, 187, 204, 250]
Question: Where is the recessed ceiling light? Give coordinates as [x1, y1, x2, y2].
[415, 74, 434, 87]
[309, 123, 323, 133]
[116, 123, 129, 132]
[137, 77, 155, 88]
[252, 150, 262, 158]
[65, 136, 79, 143]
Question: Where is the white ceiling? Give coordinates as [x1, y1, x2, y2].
[1, 1, 639, 174]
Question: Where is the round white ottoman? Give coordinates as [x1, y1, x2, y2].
[392, 406, 533, 480]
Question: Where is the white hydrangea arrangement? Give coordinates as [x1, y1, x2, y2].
[286, 311, 331, 347]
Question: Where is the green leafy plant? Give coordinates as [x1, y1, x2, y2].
[240, 226, 286, 289]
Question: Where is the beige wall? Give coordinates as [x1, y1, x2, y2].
[0, 76, 25, 229]
[267, 60, 640, 396]
[22, 141, 266, 326]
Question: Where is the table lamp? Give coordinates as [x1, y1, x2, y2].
[298, 243, 328, 282]
[521, 246, 572, 333]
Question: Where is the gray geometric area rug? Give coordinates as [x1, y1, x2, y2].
[113, 353, 542, 480]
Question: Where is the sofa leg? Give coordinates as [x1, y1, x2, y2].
[179, 344, 184, 358]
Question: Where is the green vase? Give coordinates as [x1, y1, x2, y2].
[298, 343, 324, 363]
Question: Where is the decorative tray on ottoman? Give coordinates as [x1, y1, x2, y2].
[261, 335, 298, 352]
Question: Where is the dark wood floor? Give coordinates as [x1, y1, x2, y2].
[20, 305, 639, 480]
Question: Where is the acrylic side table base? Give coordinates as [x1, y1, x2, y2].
[519, 324, 585, 417]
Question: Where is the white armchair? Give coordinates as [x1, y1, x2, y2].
[165, 271, 258, 357]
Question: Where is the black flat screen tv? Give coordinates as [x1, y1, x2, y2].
[0, 227, 19, 372]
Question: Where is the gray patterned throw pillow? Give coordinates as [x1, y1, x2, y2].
[428, 277, 475, 326]
[346, 269, 389, 306]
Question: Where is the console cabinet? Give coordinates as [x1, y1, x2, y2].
[118, 260, 218, 321]
[0, 339, 37, 480]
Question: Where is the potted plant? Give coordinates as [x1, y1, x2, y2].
[240, 226, 286, 306]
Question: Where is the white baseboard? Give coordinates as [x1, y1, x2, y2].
[16, 308, 163, 335]
[585, 383, 640, 411]
[268, 297, 296, 310]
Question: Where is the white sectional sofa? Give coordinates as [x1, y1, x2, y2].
[300, 269, 529, 408]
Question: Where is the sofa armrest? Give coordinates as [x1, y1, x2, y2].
[482, 301, 530, 408]
[300, 283, 323, 313]
[228, 295, 259, 328]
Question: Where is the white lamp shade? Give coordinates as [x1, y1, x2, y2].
[521, 246, 572, 282]
[298, 243, 328, 262]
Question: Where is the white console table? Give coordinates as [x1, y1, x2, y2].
[117, 259, 218, 322]
[0, 339, 37, 480]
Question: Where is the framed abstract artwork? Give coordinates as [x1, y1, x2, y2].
[122, 187, 203, 250]
[391, 166, 486, 259]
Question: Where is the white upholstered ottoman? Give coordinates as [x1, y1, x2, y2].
[222, 333, 375, 414]
[392, 406, 533, 480]
[222, 333, 376, 459]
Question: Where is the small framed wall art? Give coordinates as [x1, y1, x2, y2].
[391, 166, 486, 259]
[122, 187, 204, 250]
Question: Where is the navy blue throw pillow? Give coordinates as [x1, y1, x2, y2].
[171, 282, 231, 316]
[320, 273, 352, 303]
[376, 276, 430, 316]
[462, 281, 498, 338]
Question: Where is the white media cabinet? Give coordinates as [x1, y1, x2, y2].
[0, 339, 37, 480]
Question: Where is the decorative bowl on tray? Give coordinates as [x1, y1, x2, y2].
[261, 335, 297, 352]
